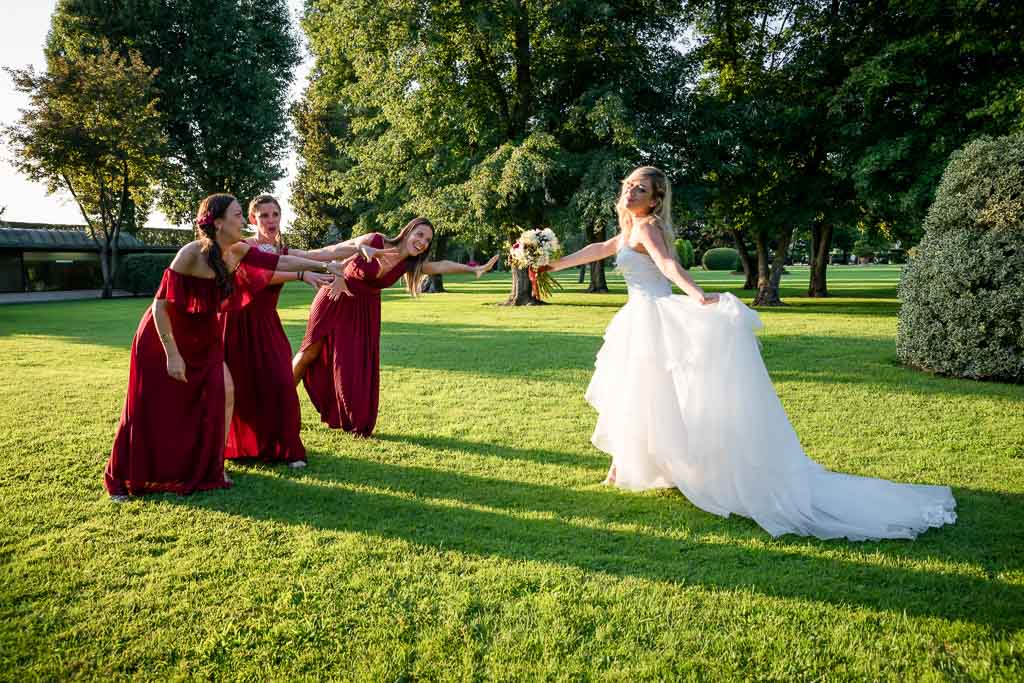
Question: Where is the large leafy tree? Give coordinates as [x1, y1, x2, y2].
[46, 0, 302, 224]
[682, 0, 827, 305]
[4, 46, 166, 297]
[294, 0, 688, 304]
[831, 0, 1024, 243]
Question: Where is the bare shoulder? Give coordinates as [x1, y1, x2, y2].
[634, 216, 662, 236]
[225, 241, 251, 271]
[168, 241, 204, 274]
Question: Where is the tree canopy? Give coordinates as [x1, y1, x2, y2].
[47, 0, 302, 224]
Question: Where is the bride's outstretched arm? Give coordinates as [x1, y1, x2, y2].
[634, 222, 717, 305]
[546, 236, 620, 271]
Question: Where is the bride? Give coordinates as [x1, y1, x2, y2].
[543, 165, 956, 540]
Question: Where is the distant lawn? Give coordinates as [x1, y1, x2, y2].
[1, 265, 1022, 680]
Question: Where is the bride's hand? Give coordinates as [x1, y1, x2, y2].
[698, 292, 720, 305]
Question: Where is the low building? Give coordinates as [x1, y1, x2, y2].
[0, 221, 182, 293]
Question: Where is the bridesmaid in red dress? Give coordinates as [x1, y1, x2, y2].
[223, 194, 395, 468]
[104, 194, 346, 500]
[292, 217, 499, 436]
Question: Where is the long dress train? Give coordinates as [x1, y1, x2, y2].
[585, 244, 956, 540]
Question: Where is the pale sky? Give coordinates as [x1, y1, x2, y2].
[0, 0, 312, 228]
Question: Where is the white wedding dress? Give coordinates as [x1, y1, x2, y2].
[585, 244, 956, 540]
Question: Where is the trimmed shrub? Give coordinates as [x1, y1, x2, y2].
[897, 133, 1024, 383]
[674, 238, 695, 269]
[702, 247, 739, 271]
[121, 253, 175, 295]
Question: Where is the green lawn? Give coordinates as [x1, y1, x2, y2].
[1, 265, 1022, 680]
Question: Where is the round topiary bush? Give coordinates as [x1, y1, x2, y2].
[702, 247, 738, 271]
[674, 238, 695, 269]
[897, 133, 1024, 383]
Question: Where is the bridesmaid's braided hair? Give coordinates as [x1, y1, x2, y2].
[196, 193, 237, 298]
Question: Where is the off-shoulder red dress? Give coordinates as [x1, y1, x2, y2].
[104, 247, 279, 496]
[300, 233, 407, 436]
[222, 245, 306, 464]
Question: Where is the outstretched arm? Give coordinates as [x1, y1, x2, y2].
[290, 234, 398, 262]
[268, 270, 334, 288]
[633, 221, 716, 304]
[422, 254, 499, 277]
[546, 236, 620, 272]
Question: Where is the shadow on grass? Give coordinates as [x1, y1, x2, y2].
[278, 320, 603, 378]
[761, 334, 1024, 397]
[373, 432, 605, 471]
[185, 458, 1024, 632]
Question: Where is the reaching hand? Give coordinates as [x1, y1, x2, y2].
[474, 254, 500, 278]
[359, 244, 401, 262]
[536, 265, 553, 274]
[698, 292, 720, 306]
[303, 272, 334, 289]
[325, 260, 347, 277]
[327, 274, 353, 300]
[166, 352, 187, 383]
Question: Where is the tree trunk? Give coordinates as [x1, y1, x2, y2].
[577, 265, 586, 284]
[585, 221, 609, 293]
[503, 266, 545, 306]
[421, 274, 444, 293]
[807, 221, 833, 297]
[587, 259, 608, 293]
[99, 243, 114, 299]
[753, 227, 793, 306]
[731, 228, 756, 289]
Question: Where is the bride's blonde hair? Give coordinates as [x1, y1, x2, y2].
[616, 166, 677, 261]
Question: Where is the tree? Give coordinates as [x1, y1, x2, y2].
[831, 1, 1024, 244]
[4, 46, 166, 298]
[46, 0, 301, 224]
[295, 0, 688, 304]
[682, 0, 822, 305]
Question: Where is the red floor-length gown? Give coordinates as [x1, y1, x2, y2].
[300, 233, 407, 436]
[223, 245, 306, 464]
[104, 248, 279, 496]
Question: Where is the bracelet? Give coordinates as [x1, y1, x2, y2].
[297, 271, 304, 281]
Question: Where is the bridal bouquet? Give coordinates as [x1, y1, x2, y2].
[508, 228, 563, 300]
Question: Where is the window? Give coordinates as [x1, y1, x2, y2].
[22, 251, 103, 291]
[0, 253, 22, 292]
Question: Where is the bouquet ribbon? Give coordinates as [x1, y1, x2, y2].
[528, 268, 539, 299]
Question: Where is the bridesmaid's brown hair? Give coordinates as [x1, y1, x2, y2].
[196, 193, 237, 298]
[382, 217, 434, 297]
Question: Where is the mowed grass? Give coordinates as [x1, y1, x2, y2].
[1, 264, 1022, 680]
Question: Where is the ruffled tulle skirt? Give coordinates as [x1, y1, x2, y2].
[585, 292, 956, 540]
